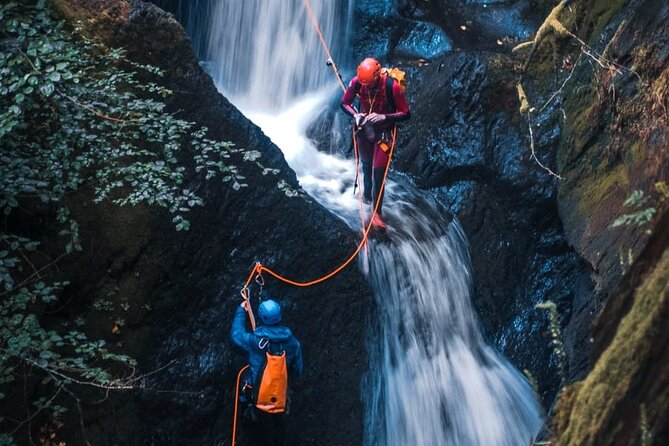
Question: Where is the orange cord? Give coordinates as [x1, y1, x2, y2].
[231, 364, 250, 446]
[240, 265, 261, 330]
[302, 0, 347, 93]
[254, 127, 396, 287]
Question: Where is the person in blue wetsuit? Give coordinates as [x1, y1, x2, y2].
[231, 298, 303, 446]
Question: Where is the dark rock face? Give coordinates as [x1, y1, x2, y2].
[555, 0, 669, 305]
[393, 50, 588, 403]
[353, 0, 544, 61]
[540, 0, 669, 443]
[46, 1, 373, 445]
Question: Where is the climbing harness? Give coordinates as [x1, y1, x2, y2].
[231, 0, 399, 444]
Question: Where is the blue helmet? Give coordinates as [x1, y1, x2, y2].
[258, 299, 282, 325]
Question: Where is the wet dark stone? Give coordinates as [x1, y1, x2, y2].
[395, 20, 452, 58]
[46, 2, 374, 445]
[353, 0, 545, 58]
[373, 45, 591, 405]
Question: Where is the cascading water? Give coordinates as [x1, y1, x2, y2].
[205, 0, 353, 111]
[168, 0, 544, 443]
[363, 196, 544, 445]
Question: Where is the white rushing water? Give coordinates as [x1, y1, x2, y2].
[203, 1, 544, 444]
[205, 0, 354, 112]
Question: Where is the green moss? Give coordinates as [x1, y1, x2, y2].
[588, 0, 629, 41]
[650, 67, 669, 119]
[558, 80, 598, 170]
[577, 163, 629, 216]
[569, 100, 597, 154]
[50, 0, 130, 40]
[553, 249, 669, 445]
[629, 141, 648, 168]
[556, 0, 629, 47]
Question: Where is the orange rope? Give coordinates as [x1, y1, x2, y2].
[250, 127, 396, 288]
[240, 265, 261, 330]
[231, 364, 250, 446]
[302, 0, 347, 93]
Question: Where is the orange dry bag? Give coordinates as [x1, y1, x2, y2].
[255, 341, 288, 414]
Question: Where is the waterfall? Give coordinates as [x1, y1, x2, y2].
[163, 0, 544, 443]
[204, 0, 353, 111]
[362, 194, 543, 445]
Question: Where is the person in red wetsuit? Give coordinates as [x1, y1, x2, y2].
[341, 57, 410, 229]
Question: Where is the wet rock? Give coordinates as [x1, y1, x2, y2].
[393, 0, 543, 51]
[38, 1, 374, 445]
[377, 44, 588, 404]
[395, 20, 452, 58]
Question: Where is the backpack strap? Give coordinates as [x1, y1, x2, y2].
[385, 75, 396, 112]
[258, 337, 284, 355]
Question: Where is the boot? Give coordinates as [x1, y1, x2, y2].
[371, 213, 387, 230]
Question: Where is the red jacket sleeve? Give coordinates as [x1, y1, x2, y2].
[340, 77, 358, 118]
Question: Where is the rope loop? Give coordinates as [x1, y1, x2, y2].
[251, 126, 396, 288]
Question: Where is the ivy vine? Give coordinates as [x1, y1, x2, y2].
[0, 1, 250, 442]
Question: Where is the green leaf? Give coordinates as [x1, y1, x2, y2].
[39, 82, 54, 97]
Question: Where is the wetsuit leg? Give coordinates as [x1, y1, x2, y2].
[357, 134, 374, 203]
[372, 141, 390, 169]
[361, 161, 372, 202]
[372, 167, 385, 215]
[371, 141, 390, 214]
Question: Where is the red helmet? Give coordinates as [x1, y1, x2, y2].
[357, 58, 381, 86]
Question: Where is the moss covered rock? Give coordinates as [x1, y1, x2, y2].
[552, 209, 669, 445]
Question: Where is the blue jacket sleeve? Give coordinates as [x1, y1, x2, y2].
[230, 306, 255, 352]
